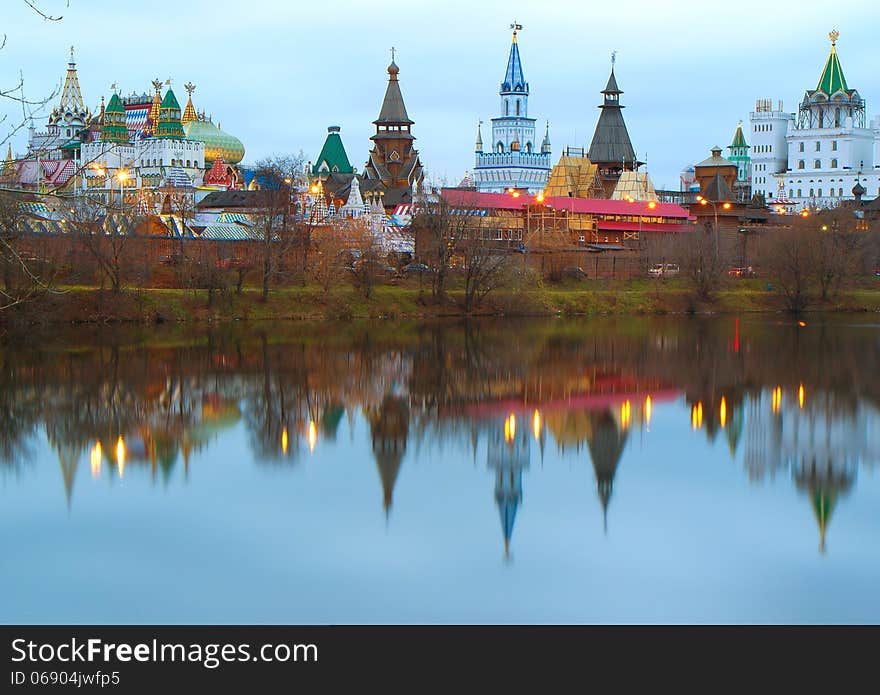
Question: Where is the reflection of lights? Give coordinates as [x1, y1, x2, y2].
[307, 420, 317, 453]
[798, 320, 806, 327]
[691, 402, 703, 430]
[771, 386, 782, 414]
[90, 441, 102, 478]
[532, 409, 542, 441]
[620, 400, 631, 429]
[115, 436, 125, 477]
[281, 426, 289, 455]
[504, 413, 516, 443]
[798, 384, 805, 409]
[644, 395, 653, 428]
[719, 396, 727, 429]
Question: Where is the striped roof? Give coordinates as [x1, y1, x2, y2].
[125, 106, 150, 140]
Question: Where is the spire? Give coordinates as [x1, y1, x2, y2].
[58, 46, 86, 115]
[541, 120, 551, 154]
[155, 88, 185, 139]
[101, 91, 130, 143]
[181, 82, 198, 126]
[146, 79, 163, 136]
[729, 121, 748, 149]
[475, 120, 483, 152]
[501, 22, 527, 94]
[588, 64, 637, 167]
[374, 54, 413, 125]
[816, 30, 849, 94]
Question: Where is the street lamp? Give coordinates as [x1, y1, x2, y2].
[697, 196, 731, 254]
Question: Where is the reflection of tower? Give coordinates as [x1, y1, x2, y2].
[487, 414, 530, 558]
[367, 395, 410, 517]
[793, 458, 855, 554]
[585, 410, 629, 533]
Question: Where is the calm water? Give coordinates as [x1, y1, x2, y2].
[2, 316, 879, 624]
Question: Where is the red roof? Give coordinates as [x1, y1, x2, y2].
[597, 220, 693, 233]
[440, 188, 691, 219]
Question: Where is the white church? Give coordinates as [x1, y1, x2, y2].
[750, 31, 879, 209]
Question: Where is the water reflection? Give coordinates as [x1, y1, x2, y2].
[1, 317, 879, 563]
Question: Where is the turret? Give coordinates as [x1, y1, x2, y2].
[541, 121, 551, 154]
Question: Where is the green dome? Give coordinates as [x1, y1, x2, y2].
[184, 118, 245, 165]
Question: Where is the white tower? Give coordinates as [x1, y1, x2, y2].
[749, 98, 793, 203]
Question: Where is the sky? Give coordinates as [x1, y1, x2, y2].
[2, 0, 878, 190]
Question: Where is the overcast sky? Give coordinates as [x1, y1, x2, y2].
[3, 0, 877, 189]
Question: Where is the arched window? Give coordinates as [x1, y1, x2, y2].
[516, 99, 520, 116]
[814, 160, 821, 169]
[797, 160, 805, 169]
[835, 108, 841, 127]
[496, 142, 504, 153]
[831, 159, 838, 168]
[839, 188, 843, 196]
[797, 189, 802, 197]
[505, 101, 509, 116]
[789, 189, 794, 198]
[818, 188, 823, 197]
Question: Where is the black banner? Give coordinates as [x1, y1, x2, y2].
[2, 625, 876, 691]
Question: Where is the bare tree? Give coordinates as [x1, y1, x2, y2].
[66, 198, 143, 293]
[410, 198, 470, 301]
[676, 223, 727, 301]
[811, 209, 865, 301]
[310, 225, 349, 299]
[345, 219, 383, 299]
[760, 224, 815, 313]
[459, 220, 509, 312]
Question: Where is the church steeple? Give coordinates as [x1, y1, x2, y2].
[475, 120, 483, 152]
[816, 30, 849, 95]
[155, 88, 185, 139]
[541, 121, 551, 154]
[59, 47, 86, 116]
[101, 92, 129, 143]
[181, 82, 198, 126]
[146, 79, 163, 136]
[501, 23, 528, 95]
[588, 55, 640, 195]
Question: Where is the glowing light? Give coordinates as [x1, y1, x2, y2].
[532, 409, 542, 441]
[90, 440, 102, 479]
[310, 184, 319, 194]
[798, 320, 806, 327]
[308, 420, 317, 453]
[117, 170, 128, 182]
[722, 202, 732, 210]
[691, 402, 703, 430]
[620, 400, 632, 429]
[535, 193, 545, 203]
[648, 201, 657, 209]
[115, 436, 125, 477]
[800, 210, 809, 218]
[281, 426, 289, 455]
[720, 396, 727, 429]
[644, 395, 653, 428]
[700, 199, 708, 206]
[512, 191, 520, 198]
[771, 386, 782, 414]
[504, 413, 517, 443]
[798, 384, 805, 409]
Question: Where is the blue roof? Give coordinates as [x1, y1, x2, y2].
[501, 37, 528, 94]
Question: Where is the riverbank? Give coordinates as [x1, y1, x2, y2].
[2, 279, 879, 325]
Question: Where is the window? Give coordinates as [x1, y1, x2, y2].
[797, 189, 802, 197]
[789, 189, 794, 198]
[799, 142, 805, 152]
[798, 160, 805, 169]
[831, 159, 838, 168]
[839, 188, 844, 196]
[832, 140, 838, 151]
[809, 188, 814, 197]
[815, 142, 821, 151]
[516, 99, 520, 116]
[814, 159, 821, 169]
[818, 188, 823, 197]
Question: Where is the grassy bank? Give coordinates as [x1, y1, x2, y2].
[2, 278, 879, 325]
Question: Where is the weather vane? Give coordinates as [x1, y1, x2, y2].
[510, 21, 522, 33]
[390, 47, 396, 62]
[185, 82, 196, 95]
[612, 50, 617, 66]
[829, 29, 839, 46]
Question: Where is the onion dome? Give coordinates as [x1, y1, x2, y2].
[183, 115, 245, 165]
[852, 180, 866, 199]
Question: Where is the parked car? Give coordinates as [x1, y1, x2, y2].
[727, 266, 757, 278]
[401, 262, 433, 276]
[216, 257, 251, 270]
[648, 263, 680, 278]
